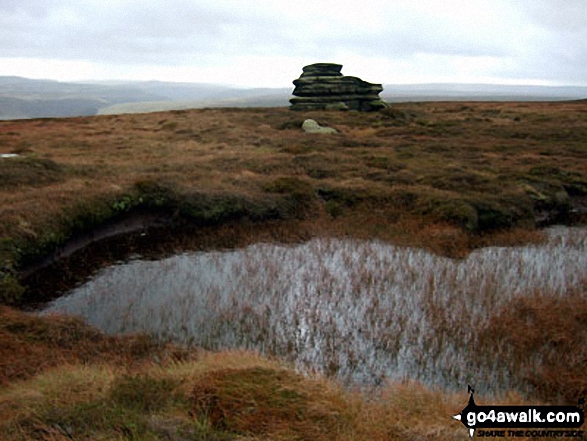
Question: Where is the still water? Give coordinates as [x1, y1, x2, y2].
[42, 226, 587, 394]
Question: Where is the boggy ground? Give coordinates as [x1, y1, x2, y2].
[1, 293, 586, 440]
[2, 102, 587, 301]
[0, 102, 586, 440]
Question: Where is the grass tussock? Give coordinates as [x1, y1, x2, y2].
[478, 292, 587, 404]
[0, 306, 193, 385]
[0, 156, 64, 188]
[191, 367, 352, 440]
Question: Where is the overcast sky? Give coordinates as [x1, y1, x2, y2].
[1, 0, 586, 87]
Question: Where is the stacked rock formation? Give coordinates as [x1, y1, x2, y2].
[290, 63, 387, 111]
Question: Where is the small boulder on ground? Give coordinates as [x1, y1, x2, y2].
[302, 119, 337, 134]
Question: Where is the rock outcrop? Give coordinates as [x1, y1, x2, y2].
[290, 63, 387, 112]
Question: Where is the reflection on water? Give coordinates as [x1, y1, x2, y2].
[42, 226, 587, 393]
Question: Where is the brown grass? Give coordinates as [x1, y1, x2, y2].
[1, 103, 586, 283]
[0, 306, 194, 385]
[477, 289, 587, 404]
[191, 367, 352, 440]
[0, 103, 586, 439]
[0, 305, 582, 440]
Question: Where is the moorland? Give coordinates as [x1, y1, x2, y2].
[0, 102, 586, 440]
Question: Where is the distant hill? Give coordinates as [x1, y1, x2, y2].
[97, 90, 291, 115]
[0, 76, 161, 119]
[1, 76, 586, 120]
[0, 77, 287, 120]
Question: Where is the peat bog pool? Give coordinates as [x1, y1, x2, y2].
[41, 226, 587, 396]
